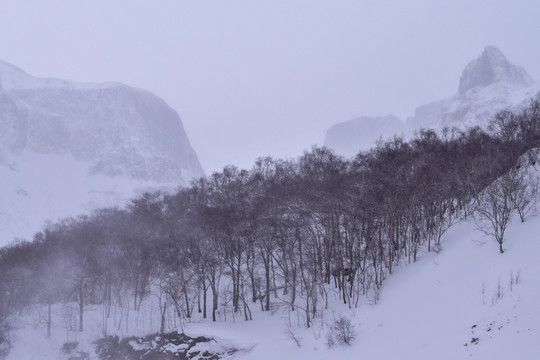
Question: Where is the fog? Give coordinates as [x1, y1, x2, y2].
[1, 0, 539, 173]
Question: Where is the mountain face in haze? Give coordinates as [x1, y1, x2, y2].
[325, 46, 538, 157]
[457, 46, 533, 95]
[0, 60, 204, 244]
[0, 60, 203, 182]
[325, 115, 405, 156]
[408, 46, 535, 131]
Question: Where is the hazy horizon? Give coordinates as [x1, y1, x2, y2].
[1, 0, 539, 173]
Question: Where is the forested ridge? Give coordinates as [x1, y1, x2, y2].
[1, 98, 539, 343]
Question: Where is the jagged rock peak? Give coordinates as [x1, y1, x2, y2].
[458, 46, 533, 95]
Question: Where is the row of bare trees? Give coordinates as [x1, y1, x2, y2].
[1, 99, 539, 338]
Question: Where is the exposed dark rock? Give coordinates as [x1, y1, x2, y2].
[94, 332, 236, 360]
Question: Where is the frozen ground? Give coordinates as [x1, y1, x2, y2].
[5, 198, 540, 359]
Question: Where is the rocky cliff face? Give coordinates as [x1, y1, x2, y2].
[324, 46, 538, 158]
[0, 60, 204, 244]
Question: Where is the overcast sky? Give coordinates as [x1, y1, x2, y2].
[1, 0, 539, 173]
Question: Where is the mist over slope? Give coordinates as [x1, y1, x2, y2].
[0, 60, 203, 245]
[325, 46, 539, 157]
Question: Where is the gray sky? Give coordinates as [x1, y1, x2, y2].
[1, 0, 539, 174]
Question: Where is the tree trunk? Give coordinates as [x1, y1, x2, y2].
[79, 281, 84, 332]
[212, 285, 218, 322]
[134, 277, 139, 311]
[183, 285, 191, 318]
[202, 278, 207, 319]
[197, 283, 202, 314]
[265, 256, 271, 311]
[160, 301, 167, 334]
[107, 274, 112, 318]
[47, 302, 52, 338]
[230, 264, 239, 313]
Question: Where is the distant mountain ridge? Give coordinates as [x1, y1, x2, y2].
[325, 115, 403, 157]
[325, 46, 539, 157]
[0, 60, 204, 244]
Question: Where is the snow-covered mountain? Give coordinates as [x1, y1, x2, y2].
[325, 46, 539, 157]
[0, 60, 204, 245]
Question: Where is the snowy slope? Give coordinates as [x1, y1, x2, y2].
[6, 170, 540, 359]
[325, 46, 539, 157]
[184, 209, 540, 359]
[0, 59, 204, 245]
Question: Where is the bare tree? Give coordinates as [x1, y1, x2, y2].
[475, 171, 518, 253]
[510, 159, 540, 222]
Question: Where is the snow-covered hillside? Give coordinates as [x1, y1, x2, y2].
[0, 60, 204, 245]
[325, 46, 539, 157]
[6, 168, 540, 359]
[186, 201, 540, 359]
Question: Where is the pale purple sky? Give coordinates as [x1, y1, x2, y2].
[1, 0, 539, 173]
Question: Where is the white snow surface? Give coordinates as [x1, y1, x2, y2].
[325, 46, 539, 157]
[6, 177, 540, 359]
